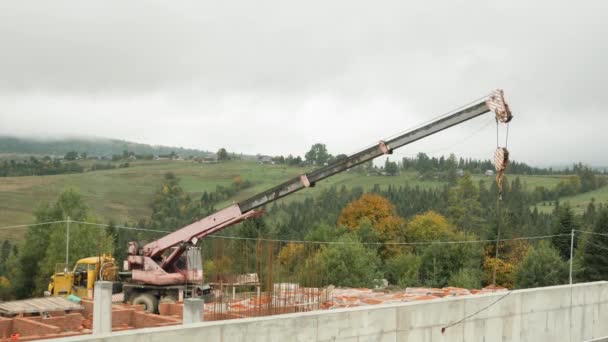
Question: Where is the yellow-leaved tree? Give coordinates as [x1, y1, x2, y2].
[337, 193, 406, 258]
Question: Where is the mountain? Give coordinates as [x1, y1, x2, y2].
[0, 136, 212, 157]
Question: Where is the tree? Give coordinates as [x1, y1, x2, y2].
[581, 210, 608, 281]
[418, 232, 483, 288]
[0, 276, 11, 300]
[514, 241, 568, 289]
[337, 193, 406, 258]
[384, 158, 398, 176]
[308, 234, 381, 287]
[338, 193, 396, 229]
[149, 172, 200, 230]
[482, 239, 530, 288]
[278, 243, 305, 273]
[402, 211, 483, 287]
[415, 152, 432, 174]
[447, 174, 487, 237]
[16, 188, 107, 296]
[406, 211, 454, 243]
[385, 253, 421, 287]
[217, 148, 229, 161]
[449, 268, 482, 289]
[446, 153, 459, 186]
[39, 220, 114, 294]
[551, 203, 578, 260]
[64, 151, 79, 160]
[304, 143, 330, 166]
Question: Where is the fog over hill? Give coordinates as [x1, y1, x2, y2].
[0, 135, 212, 157]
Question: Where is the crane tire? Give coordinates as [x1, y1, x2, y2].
[132, 293, 158, 313]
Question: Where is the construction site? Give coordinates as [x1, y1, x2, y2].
[0, 90, 606, 342]
[1, 89, 607, 342]
[2, 1, 607, 340]
[0, 91, 528, 341]
[0, 282, 513, 341]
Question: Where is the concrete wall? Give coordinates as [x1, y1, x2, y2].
[56, 281, 608, 342]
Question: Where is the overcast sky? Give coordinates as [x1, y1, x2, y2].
[0, 1, 606, 166]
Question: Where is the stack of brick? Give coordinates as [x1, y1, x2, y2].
[329, 285, 507, 309]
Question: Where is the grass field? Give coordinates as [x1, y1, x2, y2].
[533, 185, 608, 214]
[0, 160, 566, 241]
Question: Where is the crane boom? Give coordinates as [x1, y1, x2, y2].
[127, 89, 512, 286]
[240, 96, 504, 212]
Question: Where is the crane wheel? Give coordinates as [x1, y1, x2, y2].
[132, 293, 158, 313]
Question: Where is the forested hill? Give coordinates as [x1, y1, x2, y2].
[0, 136, 211, 157]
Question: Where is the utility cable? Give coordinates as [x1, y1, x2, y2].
[0, 221, 67, 230]
[441, 290, 512, 334]
[69, 220, 171, 233]
[0, 219, 570, 246]
[206, 233, 569, 246]
[584, 240, 608, 252]
[574, 229, 608, 237]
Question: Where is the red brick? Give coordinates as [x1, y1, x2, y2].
[131, 311, 179, 328]
[13, 318, 61, 337]
[0, 317, 13, 340]
[40, 313, 83, 332]
[159, 302, 183, 318]
[111, 308, 136, 328]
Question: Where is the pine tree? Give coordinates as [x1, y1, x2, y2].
[581, 210, 608, 281]
[551, 204, 578, 260]
[514, 241, 568, 289]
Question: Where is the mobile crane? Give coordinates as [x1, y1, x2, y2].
[49, 90, 512, 313]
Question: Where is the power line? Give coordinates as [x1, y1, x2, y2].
[575, 229, 608, 237]
[204, 233, 569, 246]
[585, 240, 608, 252]
[0, 219, 571, 246]
[441, 290, 512, 334]
[0, 221, 67, 230]
[70, 221, 171, 234]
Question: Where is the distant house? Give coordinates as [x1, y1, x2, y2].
[258, 156, 274, 165]
[199, 156, 217, 164]
[484, 169, 495, 176]
[456, 169, 465, 177]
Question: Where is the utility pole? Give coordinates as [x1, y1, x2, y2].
[66, 216, 71, 268]
[569, 229, 574, 285]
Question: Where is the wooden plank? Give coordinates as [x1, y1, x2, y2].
[0, 297, 82, 315]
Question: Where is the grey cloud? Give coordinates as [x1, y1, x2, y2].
[0, 0, 606, 165]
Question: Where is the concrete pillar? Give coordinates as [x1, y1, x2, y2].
[183, 298, 204, 325]
[93, 281, 112, 335]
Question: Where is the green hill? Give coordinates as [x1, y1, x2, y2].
[533, 185, 608, 214]
[0, 159, 567, 241]
[0, 136, 212, 157]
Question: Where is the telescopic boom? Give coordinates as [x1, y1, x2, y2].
[127, 90, 512, 284]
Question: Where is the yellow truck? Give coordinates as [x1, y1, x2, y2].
[47, 255, 119, 299]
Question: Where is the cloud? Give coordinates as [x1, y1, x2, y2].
[0, 0, 606, 165]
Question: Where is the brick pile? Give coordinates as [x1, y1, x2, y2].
[328, 285, 507, 309]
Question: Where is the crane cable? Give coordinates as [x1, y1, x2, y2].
[491, 91, 512, 287]
[442, 90, 514, 335]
